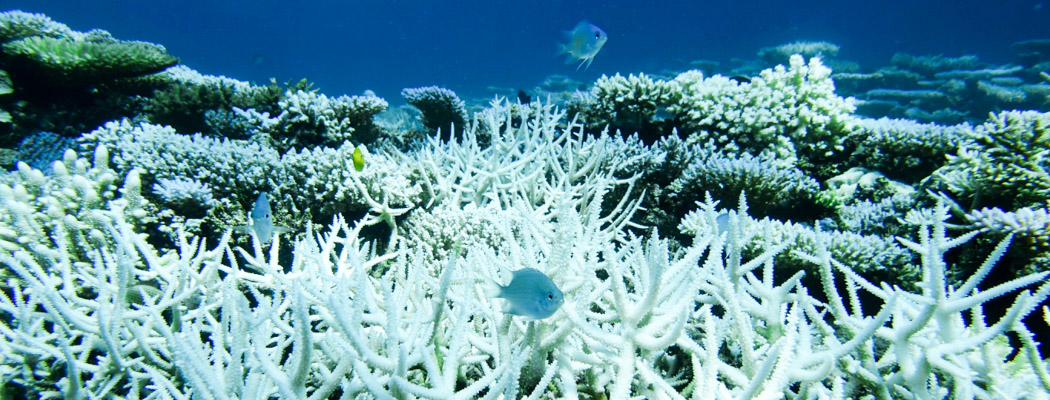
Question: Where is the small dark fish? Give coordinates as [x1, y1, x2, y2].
[517, 89, 531, 104]
[729, 75, 752, 84]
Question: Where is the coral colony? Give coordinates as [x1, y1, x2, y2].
[2, 10, 1050, 399]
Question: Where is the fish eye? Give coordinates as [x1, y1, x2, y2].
[547, 294, 554, 300]
[594, 33, 601, 39]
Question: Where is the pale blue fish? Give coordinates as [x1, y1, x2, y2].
[487, 268, 564, 320]
[558, 20, 607, 71]
[234, 192, 292, 246]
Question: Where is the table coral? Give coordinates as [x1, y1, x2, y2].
[1, 35, 177, 85]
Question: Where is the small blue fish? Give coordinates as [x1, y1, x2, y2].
[558, 20, 607, 71]
[234, 192, 292, 246]
[487, 267, 564, 320]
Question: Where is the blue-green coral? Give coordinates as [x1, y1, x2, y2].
[1, 33, 178, 85]
[935, 110, 1050, 209]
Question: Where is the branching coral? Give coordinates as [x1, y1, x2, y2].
[670, 55, 858, 164]
[80, 118, 280, 202]
[2, 102, 1049, 400]
[274, 89, 388, 148]
[849, 117, 974, 183]
[670, 141, 823, 218]
[401, 86, 468, 137]
[570, 72, 682, 141]
[933, 110, 1050, 209]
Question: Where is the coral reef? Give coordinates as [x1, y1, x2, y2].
[1, 33, 177, 86]
[3, 147, 1046, 397]
[274, 89, 389, 148]
[2, 10, 1050, 399]
[570, 72, 682, 142]
[401, 86, 467, 138]
[847, 117, 974, 182]
[834, 51, 1050, 124]
[671, 55, 857, 167]
[934, 110, 1050, 210]
[80, 119, 281, 202]
[152, 177, 218, 217]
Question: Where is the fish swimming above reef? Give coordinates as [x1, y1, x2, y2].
[486, 267, 564, 320]
[558, 20, 607, 71]
[234, 192, 293, 246]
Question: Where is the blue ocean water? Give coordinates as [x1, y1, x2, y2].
[10, 0, 1050, 101]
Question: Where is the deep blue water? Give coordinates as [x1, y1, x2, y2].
[8, 1, 1050, 101]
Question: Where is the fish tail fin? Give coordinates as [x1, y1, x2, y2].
[232, 225, 252, 235]
[482, 277, 502, 298]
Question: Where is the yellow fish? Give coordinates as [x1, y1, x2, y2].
[352, 146, 365, 172]
[558, 20, 607, 71]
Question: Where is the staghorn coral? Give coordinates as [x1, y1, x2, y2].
[1, 98, 1049, 399]
[0, 146, 149, 281]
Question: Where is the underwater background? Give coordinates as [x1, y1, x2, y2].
[19, 0, 1050, 102]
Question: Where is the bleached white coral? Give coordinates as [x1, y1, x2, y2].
[671, 55, 858, 161]
[152, 176, 218, 209]
[276, 89, 388, 146]
[850, 117, 974, 179]
[968, 206, 1050, 252]
[163, 64, 255, 94]
[3, 97, 1049, 400]
[270, 142, 423, 222]
[80, 118, 280, 197]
